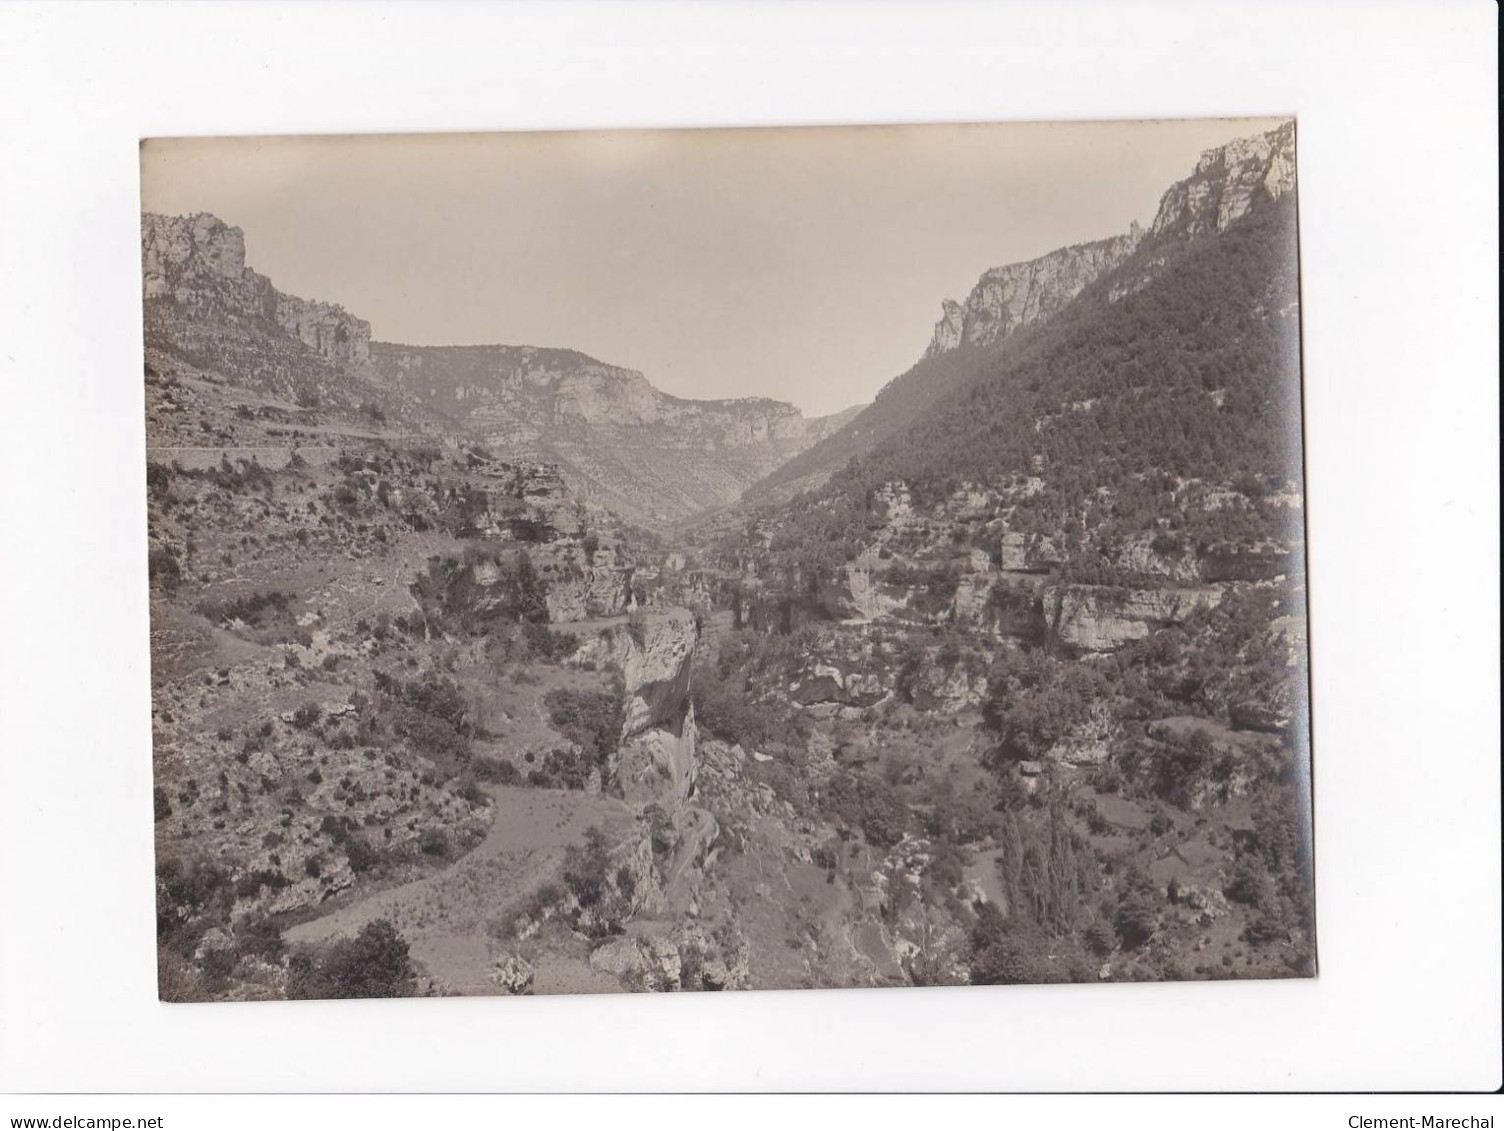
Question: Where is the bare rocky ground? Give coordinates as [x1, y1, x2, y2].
[147, 123, 1314, 1001]
[148, 311, 1313, 1001]
[150, 417, 1311, 1002]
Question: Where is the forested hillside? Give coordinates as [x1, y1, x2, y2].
[146, 121, 1313, 1001]
[760, 197, 1303, 583]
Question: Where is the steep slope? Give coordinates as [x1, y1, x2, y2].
[142, 214, 394, 413]
[145, 121, 1313, 1002]
[671, 124, 1312, 989]
[741, 121, 1297, 507]
[753, 188, 1304, 588]
[365, 342, 861, 526]
[142, 210, 861, 530]
[923, 224, 1145, 359]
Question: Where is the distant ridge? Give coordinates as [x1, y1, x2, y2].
[140, 211, 864, 528]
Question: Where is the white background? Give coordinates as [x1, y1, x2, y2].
[0, 0, 1497, 1095]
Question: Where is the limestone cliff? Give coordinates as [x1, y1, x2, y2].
[746, 121, 1299, 513]
[1149, 121, 1297, 239]
[923, 299, 966, 359]
[922, 122, 1295, 364]
[141, 211, 863, 529]
[142, 212, 371, 366]
[575, 609, 702, 812]
[1047, 585, 1223, 652]
[924, 224, 1144, 359]
[367, 342, 863, 526]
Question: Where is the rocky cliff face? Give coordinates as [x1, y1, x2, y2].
[924, 300, 966, 358]
[921, 121, 1295, 365]
[574, 609, 702, 812]
[142, 212, 248, 296]
[142, 212, 862, 530]
[745, 121, 1299, 516]
[142, 212, 371, 366]
[367, 343, 861, 526]
[1149, 121, 1297, 239]
[368, 343, 853, 446]
[925, 225, 1144, 359]
[1047, 585, 1223, 652]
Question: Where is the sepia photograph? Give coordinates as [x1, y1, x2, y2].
[4, 0, 1501, 1108]
[140, 118, 1315, 1002]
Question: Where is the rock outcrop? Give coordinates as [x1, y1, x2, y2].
[921, 122, 1295, 366]
[141, 211, 864, 528]
[576, 609, 702, 811]
[842, 565, 908, 622]
[925, 226, 1145, 360]
[923, 299, 966, 359]
[543, 567, 635, 622]
[272, 293, 371, 366]
[1150, 121, 1297, 239]
[997, 530, 1062, 573]
[789, 658, 890, 711]
[142, 212, 247, 296]
[142, 212, 371, 365]
[1047, 585, 1223, 652]
[739, 121, 1298, 511]
[367, 342, 865, 526]
[488, 955, 536, 995]
[616, 610, 699, 737]
[617, 709, 700, 812]
[588, 935, 683, 991]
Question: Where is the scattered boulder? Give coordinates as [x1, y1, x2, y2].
[588, 935, 682, 992]
[489, 955, 535, 995]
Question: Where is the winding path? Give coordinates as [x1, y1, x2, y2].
[284, 784, 633, 993]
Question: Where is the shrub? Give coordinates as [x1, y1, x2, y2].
[561, 826, 636, 936]
[196, 590, 293, 629]
[543, 687, 622, 768]
[146, 462, 172, 501]
[286, 918, 416, 999]
[1083, 920, 1114, 957]
[1223, 856, 1274, 910]
[233, 914, 285, 963]
[521, 622, 579, 663]
[200, 946, 237, 984]
[821, 771, 908, 848]
[155, 855, 233, 954]
[234, 868, 290, 899]
[982, 651, 1106, 765]
[472, 755, 522, 786]
[344, 835, 381, 875]
[642, 802, 676, 860]
[524, 746, 596, 791]
[968, 904, 1064, 985]
[1113, 891, 1157, 949]
[410, 550, 548, 631]
[379, 672, 473, 762]
[147, 547, 182, 593]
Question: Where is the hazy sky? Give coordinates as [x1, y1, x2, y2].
[142, 118, 1283, 417]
